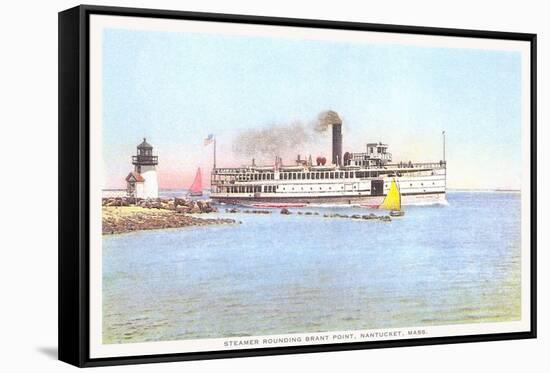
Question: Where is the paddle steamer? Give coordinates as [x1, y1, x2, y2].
[210, 117, 446, 206]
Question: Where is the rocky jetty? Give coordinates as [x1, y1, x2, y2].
[242, 209, 271, 214]
[102, 197, 217, 214]
[101, 197, 234, 235]
[279, 209, 390, 222]
[224, 208, 271, 214]
[321, 212, 391, 222]
[102, 206, 236, 235]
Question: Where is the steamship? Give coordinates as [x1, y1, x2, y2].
[210, 119, 446, 206]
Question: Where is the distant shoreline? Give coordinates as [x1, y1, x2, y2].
[447, 189, 520, 193]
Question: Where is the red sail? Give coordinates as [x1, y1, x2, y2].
[188, 168, 203, 195]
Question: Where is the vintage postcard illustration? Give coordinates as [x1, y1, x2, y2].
[86, 14, 532, 358]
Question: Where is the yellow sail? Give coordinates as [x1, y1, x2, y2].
[381, 179, 401, 211]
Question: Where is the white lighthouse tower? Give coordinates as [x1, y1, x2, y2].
[126, 138, 159, 199]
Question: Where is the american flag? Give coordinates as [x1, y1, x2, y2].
[204, 134, 214, 146]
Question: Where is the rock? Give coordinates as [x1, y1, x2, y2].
[250, 210, 270, 214]
[201, 202, 214, 213]
[280, 208, 291, 215]
[175, 206, 189, 214]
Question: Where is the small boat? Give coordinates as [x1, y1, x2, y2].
[188, 168, 203, 197]
[380, 178, 405, 217]
[389, 210, 405, 217]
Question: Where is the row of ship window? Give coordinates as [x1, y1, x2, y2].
[235, 173, 274, 181]
[222, 181, 438, 194]
[224, 185, 347, 193]
[281, 171, 366, 180]
[231, 171, 378, 181]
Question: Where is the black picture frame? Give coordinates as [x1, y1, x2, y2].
[58, 4, 537, 367]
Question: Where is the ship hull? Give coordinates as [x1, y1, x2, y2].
[211, 191, 445, 206]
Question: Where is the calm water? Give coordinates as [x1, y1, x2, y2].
[102, 192, 521, 344]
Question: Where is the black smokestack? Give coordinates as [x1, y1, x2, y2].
[332, 123, 342, 166]
[317, 110, 343, 166]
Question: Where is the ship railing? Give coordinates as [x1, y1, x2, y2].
[212, 161, 446, 174]
[386, 161, 446, 169]
[213, 167, 275, 174]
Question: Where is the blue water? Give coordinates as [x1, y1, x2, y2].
[102, 192, 521, 343]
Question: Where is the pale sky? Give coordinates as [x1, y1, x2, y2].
[102, 27, 522, 190]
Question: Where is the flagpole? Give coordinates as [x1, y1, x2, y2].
[442, 130, 447, 194]
[442, 130, 446, 163]
[213, 138, 216, 170]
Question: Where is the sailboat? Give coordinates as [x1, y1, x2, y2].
[380, 178, 405, 217]
[188, 168, 203, 197]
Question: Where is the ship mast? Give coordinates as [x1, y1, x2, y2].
[442, 130, 446, 163]
[442, 130, 447, 189]
[213, 138, 216, 169]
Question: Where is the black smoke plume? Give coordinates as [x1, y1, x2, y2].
[232, 110, 341, 160]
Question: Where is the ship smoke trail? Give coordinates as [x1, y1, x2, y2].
[232, 111, 342, 160]
[315, 110, 342, 132]
[232, 121, 312, 158]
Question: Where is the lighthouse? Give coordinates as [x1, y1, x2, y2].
[125, 138, 159, 199]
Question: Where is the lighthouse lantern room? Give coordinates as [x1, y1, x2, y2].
[126, 138, 159, 199]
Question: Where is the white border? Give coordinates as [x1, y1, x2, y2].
[89, 14, 532, 359]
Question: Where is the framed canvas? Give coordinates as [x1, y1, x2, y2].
[58, 4, 537, 367]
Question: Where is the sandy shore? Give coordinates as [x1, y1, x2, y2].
[102, 206, 237, 235]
